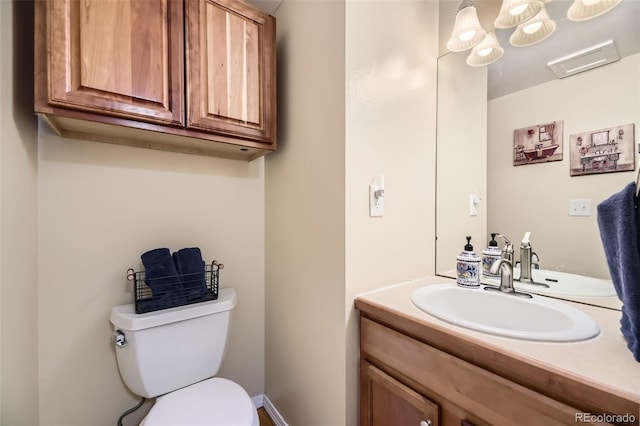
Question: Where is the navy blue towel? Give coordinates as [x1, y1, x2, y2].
[141, 248, 186, 308]
[597, 182, 640, 362]
[173, 247, 208, 300]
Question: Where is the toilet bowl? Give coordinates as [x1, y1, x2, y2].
[140, 378, 259, 426]
[111, 288, 258, 426]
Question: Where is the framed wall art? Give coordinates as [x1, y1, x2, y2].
[513, 120, 563, 166]
[569, 123, 635, 176]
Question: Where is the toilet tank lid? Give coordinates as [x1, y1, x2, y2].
[110, 288, 237, 331]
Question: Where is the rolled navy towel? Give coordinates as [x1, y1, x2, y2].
[173, 247, 208, 300]
[136, 293, 174, 313]
[141, 248, 186, 307]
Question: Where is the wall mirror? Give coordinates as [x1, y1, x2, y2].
[435, 0, 640, 310]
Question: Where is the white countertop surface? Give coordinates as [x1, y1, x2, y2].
[356, 275, 640, 404]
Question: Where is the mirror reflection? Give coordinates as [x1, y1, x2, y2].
[435, 0, 640, 310]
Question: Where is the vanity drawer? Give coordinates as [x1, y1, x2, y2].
[360, 317, 611, 426]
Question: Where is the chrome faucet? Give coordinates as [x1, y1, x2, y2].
[488, 258, 515, 293]
[519, 236, 535, 283]
[515, 232, 547, 287]
[485, 234, 532, 299]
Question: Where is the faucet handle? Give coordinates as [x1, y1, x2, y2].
[494, 234, 513, 263]
[495, 233, 512, 251]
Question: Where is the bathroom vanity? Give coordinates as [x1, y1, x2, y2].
[355, 277, 639, 426]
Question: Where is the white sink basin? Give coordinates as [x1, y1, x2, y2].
[487, 268, 617, 298]
[411, 284, 600, 342]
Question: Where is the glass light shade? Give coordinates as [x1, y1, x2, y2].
[494, 0, 544, 28]
[567, 0, 621, 21]
[467, 32, 504, 67]
[510, 7, 556, 47]
[447, 5, 487, 52]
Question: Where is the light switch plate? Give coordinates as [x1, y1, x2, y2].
[369, 184, 384, 217]
[569, 199, 591, 216]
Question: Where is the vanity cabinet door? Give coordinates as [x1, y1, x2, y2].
[361, 362, 440, 426]
[185, 0, 276, 146]
[36, 0, 184, 127]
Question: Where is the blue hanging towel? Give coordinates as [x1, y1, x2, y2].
[597, 182, 640, 362]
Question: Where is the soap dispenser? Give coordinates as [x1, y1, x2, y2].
[482, 233, 502, 278]
[457, 236, 481, 288]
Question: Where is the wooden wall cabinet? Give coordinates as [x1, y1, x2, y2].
[35, 0, 276, 161]
[360, 317, 608, 426]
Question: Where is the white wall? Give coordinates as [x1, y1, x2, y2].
[0, 1, 40, 424]
[36, 128, 266, 425]
[265, 1, 347, 425]
[266, 1, 438, 425]
[435, 51, 488, 275]
[345, 0, 438, 295]
[488, 54, 640, 278]
[344, 1, 438, 424]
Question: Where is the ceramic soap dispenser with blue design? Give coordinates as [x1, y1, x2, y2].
[482, 233, 502, 278]
[457, 236, 481, 288]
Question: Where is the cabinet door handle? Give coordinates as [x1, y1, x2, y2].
[420, 421, 432, 426]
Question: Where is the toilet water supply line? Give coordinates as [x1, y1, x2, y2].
[117, 397, 146, 426]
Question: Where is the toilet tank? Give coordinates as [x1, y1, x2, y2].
[110, 288, 237, 398]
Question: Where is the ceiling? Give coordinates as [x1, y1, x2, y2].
[244, 0, 282, 14]
[486, 0, 640, 99]
[245, 0, 639, 100]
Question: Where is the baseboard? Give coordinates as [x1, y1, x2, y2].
[252, 394, 264, 409]
[252, 393, 288, 426]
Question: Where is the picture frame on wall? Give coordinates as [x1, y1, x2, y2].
[513, 121, 563, 166]
[569, 123, 635, 176]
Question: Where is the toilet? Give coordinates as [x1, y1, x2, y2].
[110, 288, 259, 426]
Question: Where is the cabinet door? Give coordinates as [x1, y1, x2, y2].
[185, 0, 276, 146]
[362, 362, 439, 426]
[38, 0, 184, 126]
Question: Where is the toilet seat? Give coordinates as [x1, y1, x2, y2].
[140, 377, 259, 426]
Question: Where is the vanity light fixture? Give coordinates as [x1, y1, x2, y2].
[467, 31, 505, 66]
[446, 0, 487, 52]
[567, 0, 622, 21]
[448, 0, 622, 69]
[510, 6, 556, 47]
[494, 0, 544, 29]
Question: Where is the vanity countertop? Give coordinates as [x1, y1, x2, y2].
[355, 276, 640, 418]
